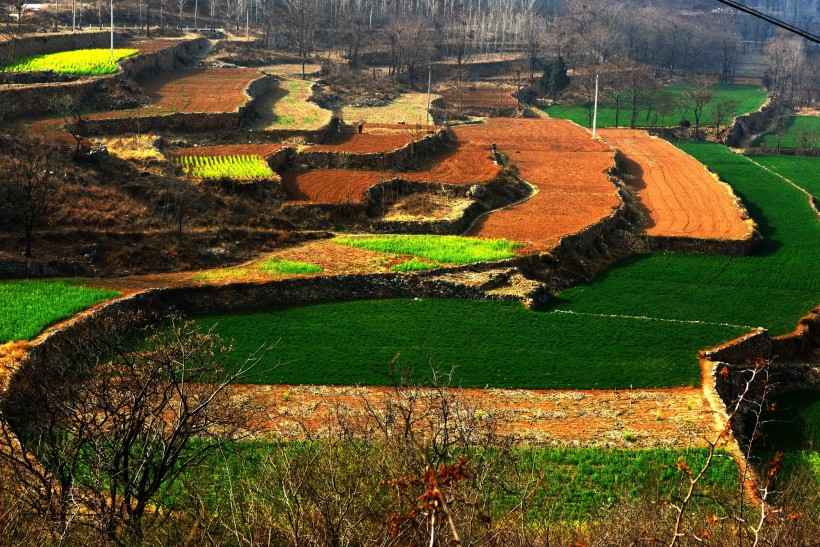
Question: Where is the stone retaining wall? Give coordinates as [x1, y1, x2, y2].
[702, 307, 820, 447]
[641, 232, 760, 256]
[725, 100, 782, 148]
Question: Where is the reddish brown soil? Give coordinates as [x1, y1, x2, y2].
[305, 127, 422, 154]
[271, 240, 413, 273]
[442, 85, 518, 109]
[172, 144, 287, 157]
[600, 130, 751, 240]
[128, 39, 186, 55]
[403, 139, 502, 185]
[281, 169, 387, 202]
[465, 119, 620, 253]
[232, 384, 716, 447]
[91, 68, 262, 118]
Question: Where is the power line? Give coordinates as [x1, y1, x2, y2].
[712, 0, 820, 43]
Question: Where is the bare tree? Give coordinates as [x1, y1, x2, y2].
[0, 317, 269, 544]
[677, 78, 713, 139]
[0, 132, 58, 258]
[282, 0, 317, 80]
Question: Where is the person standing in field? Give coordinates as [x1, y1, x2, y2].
[358, 121, 365, 134]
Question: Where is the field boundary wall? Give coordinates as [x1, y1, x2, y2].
[702, 307, 820, 447]
[725, 100, 783, 148]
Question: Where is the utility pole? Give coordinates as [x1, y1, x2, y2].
[426, 64, 432, 126]
[110, 0, 114, 57]
[592, 73, 599, 139]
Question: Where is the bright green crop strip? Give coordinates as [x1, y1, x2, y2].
[753, 116, 820, 149]
[195, 299, 744, 388]
[336, 235, 521, 264]
[166, 442, 738, 522]
[0, 280, 119, 343]
[256, 258, 322, 276]
[544, 84, 767, 128]
[1, 48, 138, 75]
[553, 143, 820, 336]
[749, 155, 820, 199]
[175, 155, 273, 180]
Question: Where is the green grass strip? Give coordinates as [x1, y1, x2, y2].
[336, 235, 521, 264]
[167, 442, 738, 522]
[748, 154, 820, 200]
[753, 116, 820, 149]
[0, 280, 119, 343]
[196, 298, 745, 388]
[544, 84, 766, 128]
[1, 48, 138, 75]
[256, 258, 322, 276]
[175, 155, 274, 180]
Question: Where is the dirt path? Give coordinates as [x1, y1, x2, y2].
[462, 119, 621, 253]
[599, 129, 752, 241]
[235, 383, 718, 448]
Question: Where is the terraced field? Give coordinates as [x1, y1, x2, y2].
[0, 280, 118, 343]
[200, 144, 820, 390]
[342, 93, 437, 125]
[749, 155, 820, 199]
[89, 68, 263, 118]
[600, 129, 752, 240]
[253, 79, 331, 130]
[464, 118, 620, 252]
[753, 116, 820, 149]
[545, 84, 767, 128]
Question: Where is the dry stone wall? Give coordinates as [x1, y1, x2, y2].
[702, 307, 820, 447]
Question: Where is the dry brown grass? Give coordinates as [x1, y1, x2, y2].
[98, 134, 166, 164]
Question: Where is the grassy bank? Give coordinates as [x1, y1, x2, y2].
[0, 280, 119, 343]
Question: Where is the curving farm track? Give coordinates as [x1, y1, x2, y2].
[599, 129, 751, 240]
[465, 119, 621, 252]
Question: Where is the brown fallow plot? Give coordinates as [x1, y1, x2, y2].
[442, 84, 519, 110]
[466, 119, 620, 254]
[599, 129, 752, 241]
[282, 127, 501, 203]
[127, 39, 187, 55]
[89, 68, 263, 119]
[233, 384, 716, 448]
[305, 124, 425, 154]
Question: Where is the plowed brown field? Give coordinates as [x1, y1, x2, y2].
[443, 84, 518, 109]
[129, 39, 186, 55]
[90, 68, 262, 119]
[282, 169, 387, 202]
[233, 384, 715, 447]
[173, 144, 287, 157]
[402, 138, 502, 185]
[466, 119, 620, 252]
[600, 129, 751, 240]
[284, 129, 501, 202]
[305, 126, 421, 153]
